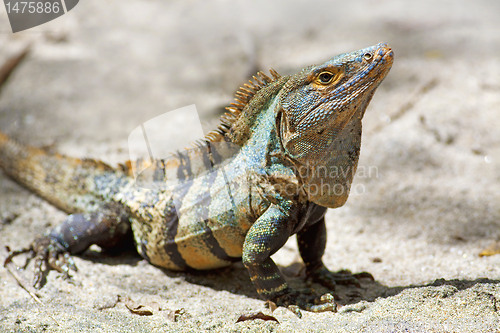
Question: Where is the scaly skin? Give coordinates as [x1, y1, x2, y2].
[1, 43, 393, 312]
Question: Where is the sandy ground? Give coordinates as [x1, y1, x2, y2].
[1, 0, 500, 332]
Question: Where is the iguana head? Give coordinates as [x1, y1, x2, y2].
[277, 43, 394, 208]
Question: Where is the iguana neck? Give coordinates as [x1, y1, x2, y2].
[237, 93, 284, 170]
[233, 81, 306, 204]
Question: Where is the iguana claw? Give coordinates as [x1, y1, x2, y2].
[5, 236, 77, 289]
[306, 265, 371, 290]
[272, 290, 337, 317]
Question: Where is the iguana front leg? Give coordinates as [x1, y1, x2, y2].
[5, 203, 131, 289]
[242, 204, 335, 311]
[297, 217, 373, 290]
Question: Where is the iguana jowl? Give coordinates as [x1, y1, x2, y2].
[1, 43, 393, 311]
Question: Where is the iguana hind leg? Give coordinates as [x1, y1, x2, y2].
[6, 202, 131, 289]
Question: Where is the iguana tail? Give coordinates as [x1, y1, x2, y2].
[0, 131, 117, 214]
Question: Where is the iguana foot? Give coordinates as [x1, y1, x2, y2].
[272, 289, 337, 314]
[5, 236, 77, 289]
[306, 265, 374, 289]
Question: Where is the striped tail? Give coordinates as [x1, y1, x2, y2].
[0, 131, 116, 214]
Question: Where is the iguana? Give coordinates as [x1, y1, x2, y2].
[0, 43, 393, 312]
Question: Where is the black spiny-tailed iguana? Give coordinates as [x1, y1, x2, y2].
[1, 43, 393, 312]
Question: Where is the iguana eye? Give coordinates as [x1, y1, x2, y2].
[318, 72, 334, 84]
[364, 53, 372, 60]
